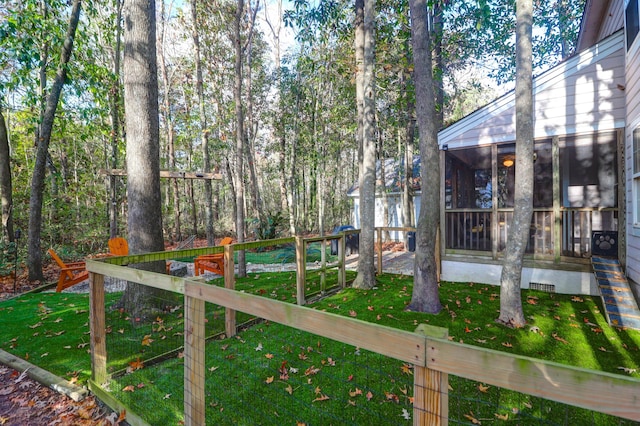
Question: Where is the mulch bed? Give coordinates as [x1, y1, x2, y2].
[0, 365, 122, 425]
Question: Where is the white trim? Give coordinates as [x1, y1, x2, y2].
[439, 30, 625, 148]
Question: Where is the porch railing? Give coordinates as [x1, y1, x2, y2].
[445, 208, 618, 260]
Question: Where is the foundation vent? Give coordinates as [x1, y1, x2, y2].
[529, 282, 556, 293]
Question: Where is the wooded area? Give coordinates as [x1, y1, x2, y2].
[0, 0, 585, 283]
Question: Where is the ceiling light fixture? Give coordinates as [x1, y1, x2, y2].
[503, 159, 514, 167]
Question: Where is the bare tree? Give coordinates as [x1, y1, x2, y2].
[406, 0, 442, 313]
[189, 0, 215, 245]
[497, 0, 534, 328]
[234, 0, 247, 276]
[353, 0, 376, 289]
[0, 107, 13, 242]
[27, 0, 82, 281]
[119, 0, 169, 319]
[158, 0, 182, 242]
[108, 0, 123, 239]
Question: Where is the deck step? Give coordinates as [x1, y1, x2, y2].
[591, 256, 640, 331]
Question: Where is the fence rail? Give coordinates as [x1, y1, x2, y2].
[86, 235, 640, 425]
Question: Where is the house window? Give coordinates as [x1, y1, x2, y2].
[634, 128, 640, 227]
[627, 0, 640, 51]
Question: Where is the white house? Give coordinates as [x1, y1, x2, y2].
[351, 0, 640, 298]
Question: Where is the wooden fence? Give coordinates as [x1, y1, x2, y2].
[86, 235, 640, 426]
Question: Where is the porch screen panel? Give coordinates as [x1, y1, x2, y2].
[560, 133, 617, 209]
[444, 146, 492, 251]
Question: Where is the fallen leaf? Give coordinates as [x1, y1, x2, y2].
[617, 366, 637, 374]
[463, 412, 481, 424]
[127, 358, 144, 372]
[400, 364, 413, 375]
[366, 391, 374, 401]
[255, 343, 263, 351]
[123, 385, 135, 392]
[285, 384, 293, 395]
[367, 305, 374, 311]
[598, 346, 608, 352]
[313, 394, 330, 402]
[265, 376, 274, 384]
[385, 392, 399, 403]
[495, 413, 509, 420]
[265, 353, 274, 359]
[163, 393, 171, 399]
[552, 333, 568, 344]
[571, 296, 584, 302]
[349, 310, 357, 317]
[349, 388, 363, 397]
[401, 408, 411, 420]
[501, 342, 513, 348]
[141, 335, 154, 346]
[478, 383, 490, 393]
[304, 366, 320, 376]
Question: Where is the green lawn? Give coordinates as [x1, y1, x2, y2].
[0, 272, 639, 425]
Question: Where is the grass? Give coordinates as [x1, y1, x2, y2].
[1, 272, 639, 425]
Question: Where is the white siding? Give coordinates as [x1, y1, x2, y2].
[598, 0, 624, 41]
[625, 28, 640, 287]
[439, 32, 626, 150]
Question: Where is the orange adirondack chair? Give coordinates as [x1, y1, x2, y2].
[108, 237, 174, 273]
[48, 249, 89, 292]
[108, 237, 129, 256]
[194, 237, 233, 276]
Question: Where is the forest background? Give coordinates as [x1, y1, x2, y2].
[0, 0, 584, 277]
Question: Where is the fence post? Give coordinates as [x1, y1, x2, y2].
[376, 227, 383, 275]
[224, 244, 236, 338]
[295, 236, 306, 305]
[320, 238, 326, 294]
[339, 235, 346, 288]
[184, 294, 205, 426]
[89, 272, 107, 386]
[413, 325, 449, 426]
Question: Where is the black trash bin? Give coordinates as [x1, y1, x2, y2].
[331, 225, 359, 256]
[407, 231, 416, 252]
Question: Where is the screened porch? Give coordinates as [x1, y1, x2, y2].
[442, 132, 620, 261]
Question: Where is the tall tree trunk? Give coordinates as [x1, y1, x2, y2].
[159, 0, 181, 242]
[265, 0, 290, 232]
[234, 0, 247, 276]
[399, 69, 415, 228]
[287, 71, 303, 235]
[190, 0, 215, 245]
[0, 108, 13, 242]
[432, 0, 444, 130]
[27, 0, 82, 282]
[498, 0, 533, 328]
[120, 0, 168, 319]
[355, 0, 365, 196]
[407, 0, 442, 314]
[109, 0, 123, 239]
[244, 38, 264, 225]
[353, 0, 376, 290]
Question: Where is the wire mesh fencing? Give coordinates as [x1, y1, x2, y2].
[86, 235, 640, 426]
